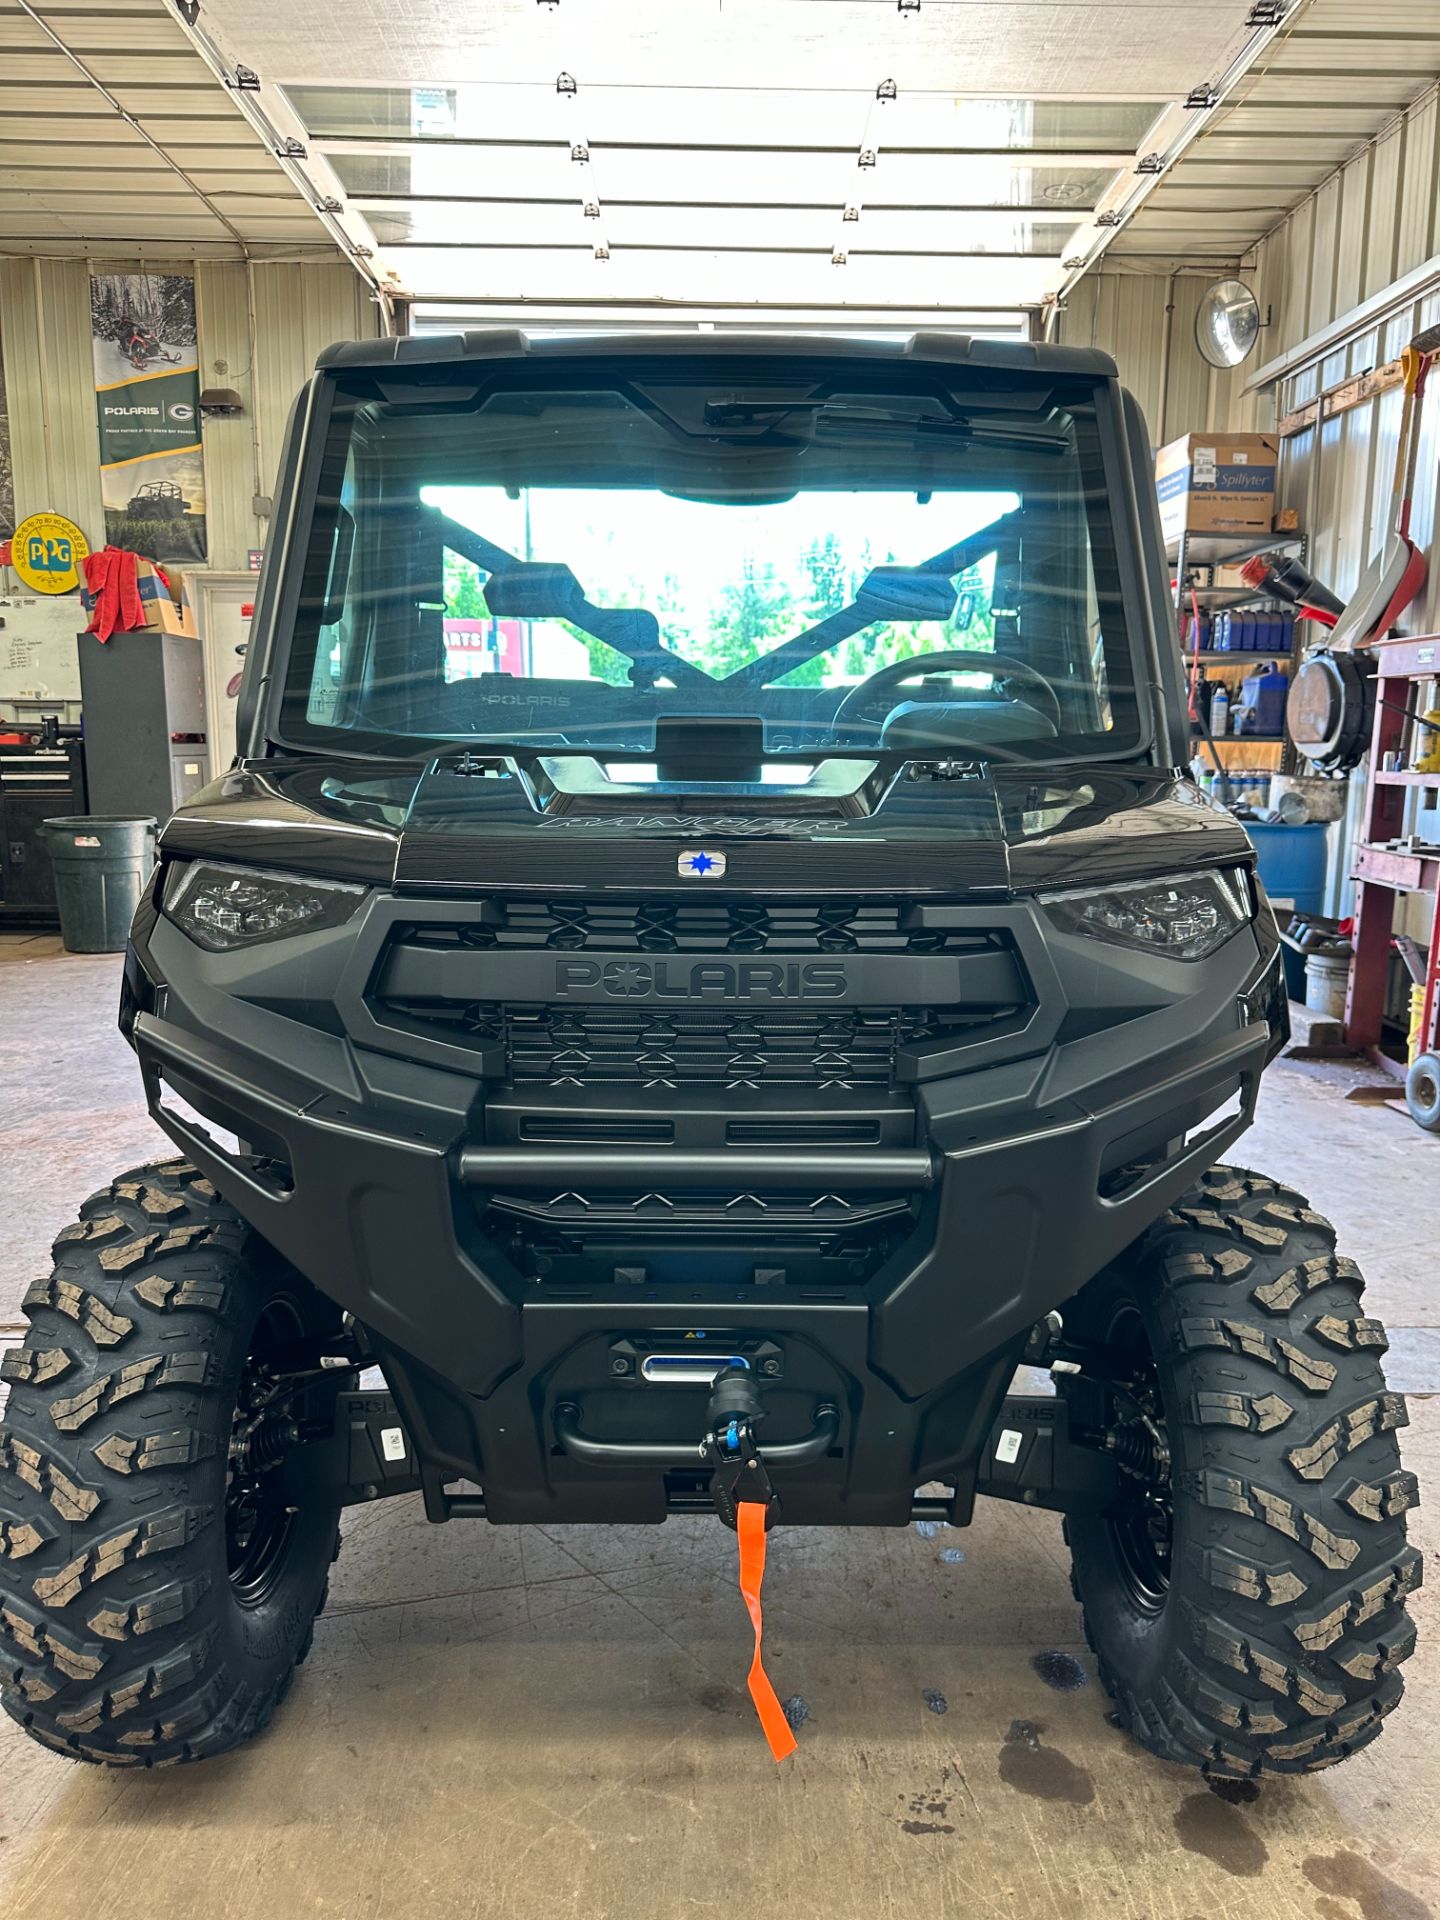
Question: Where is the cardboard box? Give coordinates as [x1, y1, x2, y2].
[148, 595, 198, 639]
[126, 559, 196, 638]
[1155, 432, 1278, 544]
[81, 557, 198, 638]
[135, 558, 180, 632]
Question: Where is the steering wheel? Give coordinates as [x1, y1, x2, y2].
[830, 648, 1063, 736]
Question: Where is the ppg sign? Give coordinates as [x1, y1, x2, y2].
[27, 532, 74, 574]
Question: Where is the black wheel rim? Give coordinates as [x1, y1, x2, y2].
[1103, 1302, 1174, 1617]
[226, 1297, 303, 1608]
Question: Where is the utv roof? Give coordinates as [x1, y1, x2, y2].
[314, 329, 1118, 380]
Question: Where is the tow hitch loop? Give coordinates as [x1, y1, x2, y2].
[703, 1370, 798, 1763]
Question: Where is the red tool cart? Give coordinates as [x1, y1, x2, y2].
[1344, 632, 1440, 1130]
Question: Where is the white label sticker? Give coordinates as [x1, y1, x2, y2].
[380, 1426, 408, 1463]
[1193, 447, 1217, 485]
[1232, 451, 1249, 464]
[995, 1428, 1024, 1465]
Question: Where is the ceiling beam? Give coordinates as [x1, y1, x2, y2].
[350, 194, 1093, 215]
[8, 0, 252, 252]
[161, 1, 399, 317]
[313, 136, 1139, 167]
[1050, 0, 1339, 311]
[378, 242, 1066, 259]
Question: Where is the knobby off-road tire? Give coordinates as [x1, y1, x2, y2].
[0, 1159, 345, 1766]
[1062, 1165, 1420, 1777]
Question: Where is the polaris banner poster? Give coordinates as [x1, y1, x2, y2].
[91, 270, 207, 562]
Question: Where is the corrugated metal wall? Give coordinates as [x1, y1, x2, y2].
[1240, 86, 1440, 928]
[0, 258, 379, 574]
[1060, 82, 1440, 932]
[1059, 82, 1440, 625]
[1058, 84, 1440, 454]
[0, 259, 107, 551]
[1056, 271, 1218, 448]
[1237, 85, 1440, 632]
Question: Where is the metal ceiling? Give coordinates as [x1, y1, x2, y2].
[0, 0, 361, 260]
[1102, 0, 1440, 274]
[2, 0, 1437, 329]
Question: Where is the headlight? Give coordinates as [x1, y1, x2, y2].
[1040, 868, 1252, 962]
[163, 861, 365, 952]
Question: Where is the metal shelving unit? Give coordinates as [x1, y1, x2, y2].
[1167, 528, 1308, 780]
[1344, 634, 1440, 1084]
[1166, 527, 1306, 621]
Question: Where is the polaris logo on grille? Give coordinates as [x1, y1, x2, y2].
[679, 848, 725, 877]
[553, 960, 848, 1000]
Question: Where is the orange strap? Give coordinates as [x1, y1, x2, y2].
[736, 1501, 798, 1763]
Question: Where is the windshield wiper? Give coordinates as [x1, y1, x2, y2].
[811, 409, 972, 439]
[722, 507, 1022, 692]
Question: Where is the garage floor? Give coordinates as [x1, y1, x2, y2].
[1, 932, 1436, 1920]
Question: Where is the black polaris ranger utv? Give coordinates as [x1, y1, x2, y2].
[0, 333, 1418, 1773]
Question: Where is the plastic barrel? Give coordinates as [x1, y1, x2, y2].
[42, 816, 158, 954]
[1245, 821, 1329, 917]
[1246, 821, 1329, 1001]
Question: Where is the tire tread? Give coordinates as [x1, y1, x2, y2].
[1063, 1163, 1420, 1776]
[0, 1158, 341, 1768]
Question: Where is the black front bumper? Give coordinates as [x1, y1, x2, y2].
[124, 888, 1280, 1525]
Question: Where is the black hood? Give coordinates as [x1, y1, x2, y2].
[161, 753, 1253, 899]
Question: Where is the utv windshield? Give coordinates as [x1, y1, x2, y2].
[280, 357, 1144, 762]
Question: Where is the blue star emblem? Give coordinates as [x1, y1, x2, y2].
[678, 848, 727, 878]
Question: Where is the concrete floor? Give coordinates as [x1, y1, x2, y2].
[1, 930, 1437, 1920]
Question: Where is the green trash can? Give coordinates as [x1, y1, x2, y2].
[42, 815, 158, 954]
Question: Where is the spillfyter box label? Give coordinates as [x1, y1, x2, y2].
[1155, 432, 1278, 543]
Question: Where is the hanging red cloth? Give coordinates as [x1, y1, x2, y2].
[82, 547, 146, 643]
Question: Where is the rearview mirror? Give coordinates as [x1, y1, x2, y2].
[482, 560, 584, 620]
[855, 566, 957, 622]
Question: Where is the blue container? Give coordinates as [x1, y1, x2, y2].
[1248, 821, 1329, 998]
[1248, 821, 1328, 915]
[1240, 663, 1289, 736]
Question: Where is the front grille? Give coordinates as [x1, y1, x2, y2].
[489, 1188, 913, 1233]
[386, 1002, 994, 1090]
[480, 1184, 920, 1288]
[400, 898, 1003, 956]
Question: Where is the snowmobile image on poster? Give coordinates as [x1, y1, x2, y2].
[90, 270, 208, 563]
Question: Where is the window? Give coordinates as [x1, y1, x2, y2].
[282, 360, 1141, 764]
